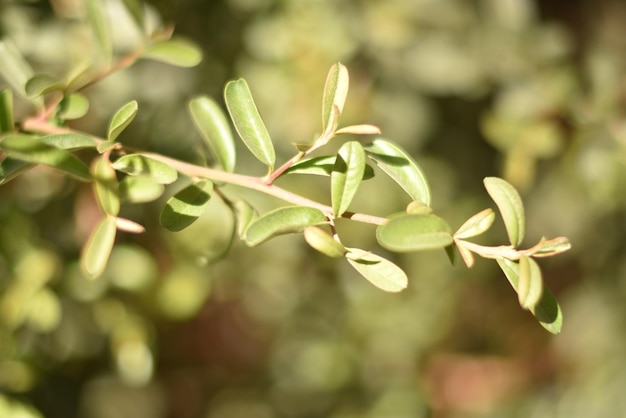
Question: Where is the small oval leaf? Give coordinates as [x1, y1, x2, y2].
[160, 180, 213, 231]
[188, 96, 236, 172]
[25, 74, 64, 97]
[224, 79, 275, 169]
[115, 217, 145, 234]
[81, 216, 117, 279]
[284, 155, 375, 179]
[119, 175, 164, 203]
[58, 93, 89, 120]
[142, 38, 203, 68]
[243, 206, 327, 246]
[365, 139, 431, 206]
[345, 248, 408, 292]
[518, 255, 543, 310]
[322, 63, 349, 132]
[92, 157, 120, 216]
[484, 177, 525, 246]
[108, 100, 138, 142]
[331, 141, 366, 216]
[41, 133, 97, 150]
[112, 154, 177, 184]
[303, 226, 346, 258]
[454, 208, 496, 239]
[377, 213, 453, 252]
[0, 88, 15, 133]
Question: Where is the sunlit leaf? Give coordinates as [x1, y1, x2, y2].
[119, 175, 164, 203]
[335, 124, 381, 136]
[92, 157, 120, 216]
[107, 100, 138, 142]
[121, 0, 144, 30]
[365, 139, 431, 206]
[322, 63, 349, 132]
[243, 206, 327, 246]
[518, 255, 543, 310]
[142, 38, 202, 68]
[531, 236, 572, 258]
[41, 133, 97, 150]
[284, 155, 374, 179]
[377, 213, 453, 252]
[232, 198, 257, 238]
[160, 180, 213, 231]
[303, 226, 346, 258]
[85, 0, 112, 64]
[331, 141, 366, 217]
[0, 40, 36, 100]
[57, 93, 89, 120]
[0, 89, 15, 133]
[224, 79, 275, 169]
[81, 216, 117, 279]
[497, 258, 563, 334]
[112, 154, 177, 184]
[454, 208, 496, 239]
[345, 248, 407, 292]
[406, 200, 433, 215]
[484, 177, 525, 246]
[455, 241, 475, 268]
[25, 74, 64, 97]
[188, 96, 236, 172]
[115, 217, 145, 234]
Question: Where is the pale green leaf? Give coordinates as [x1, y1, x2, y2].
[92, 157, 120, 216]
[518, 255, 543, 310]
[484, 177, 525, 246]
[0, 89, 15, 133]
[112, 154, 177, 184]
[322, 63, 349, 132]
[331, 141, 366, 216]
[121, 0, 144, 30]
[57, 93, 89, 120]
[365, 139, 431, 206]
[142, 38, 202, 68]
[85, 0, 112, 64]
[224, 79, 275, 169]
[160, 180, 213, 231]
[25, 74, 64, 97]
[41, 133, 97, 150]
[345, 248, 407, 292]
[335, 124, 381, 136]
[81, 216, 117, 279]
[108, 100, 138, 142]
[406, 200, 433, 215]
[454, 208, 496, 239]
[243, 206, 327, 246]
[531, 236, 572, 258]
[188, 96, 236, 172]
[377, 213, 453, 252]
[303, 226, 346, 258]
[284, 155, 374, 179]
[232, 198, 258, 238]
[119, 175, 164, 203]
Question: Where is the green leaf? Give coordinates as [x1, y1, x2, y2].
[284, 155, 374, 179]
[25, 74, 64, 97]
[322, 63, 349, 132]
[406, 200, 433, 215]
[518, 255, 543, 310]
[0, 89, 15, 133]
[119, 175, 164, 203]
[243, 206, 327, 246]
[121, 0, 145, 30]
[224, 79, 275, 169]
[0, 40, 34, 95]
[303, 226, 346, 258]
[112, 155, 177, 184]
[531, 236, 572, 258]
[41, 133, 97, 150]
[85, 0, 112, 64]
[345, 248, 407, 292]
[142, 38, 202, 68]
[497, 258, 563, 334]
[188, 96, 236, 172]
[107, 100, 138, 142]
[0, 134, 91, 181]
[92, 157, 120, 216]
[0, 157, 32, 185]
[335, 124, 381, 136]
[331, 141, 366, 216]
[57, 93, 89, 120]
[160, 180, 213, 231]
[81, 216, 117, 279]
[365, 139, 431, 206]
[454, 208, 496, 239]
[232, 198, 258, 238]
[484, 177, 525, 247]
[377, 213, 453, 252]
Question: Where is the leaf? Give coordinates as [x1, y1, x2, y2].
[85, 0, 112, 64]
[112, 155, 177, 184]
[303, 226, 346, 258]
[531, 236, 572, 258]
[81, 216, 117, 279]
[322, 63, 349, 133]
[455, 241, 476, 268]
[0, 157, 32, 185]
[0, 40, 41, 106]
[243, 206, 327, 246]
[518, 255, 543, 310]
[121, 0, 145, 30]
[232, 198, 258, 238]
[41, 133, 97, 150]
[335, 124, 381, 136]
[345, 248, 407, 292]
[0, 134, 91, 181]
[406, 200, 433, 215]
[25, 74, 64, 97]
[377, 213, 453, 252]
[92, 157, 120, 216]
[284, 155, 375, 179]
[454, 208, 496, 239]
[115, 217, 145, 234]
[365, 139, 431, 206]
[0, 89, 15, 133]
[484, 177, 525, 247]
[57, 93, 89, 120]
[224, 79, 275, 169]
[331, 141, 366, 216]
[119, 175, 164, 203]
[188, 96, 236, 172]
[497, 258, 563, 334]
[160, 180, 213, 231]
[142, 38, 203, 68]
[107, 100, 138, 142]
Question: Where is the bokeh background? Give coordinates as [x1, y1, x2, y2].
[2, 0, 626, 417]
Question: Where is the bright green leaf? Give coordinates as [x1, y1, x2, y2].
[160, 180, 213, 231]
[243, 206, 327, 246]
[284, 155, 375, 179]
[119, 175, 164, 203]
[92, 157, 120, 216]
[322, 63, 349, 132]
[304, 226, 346, 258]
[454, 208, 496, 239]
[1, 89, 15, 133]
[331, 141, 366, 216]
[377, 213, 453, 252]
[25, 74, 64, 97]
[108, 100, 138, 142]
[112, 154, 177, 184]
[345, 248, 407, 292]
[365, 139, 431, 206]
[142, 38, 202, 68]
[57, 93, 89, 120]
[518, 255, 544, 310]
[85, 0, 112, 64]
[484, 177, 525, 247]
[41, 133, 97, 150]
[188, 96, 236, 172]
[224, 79, 275, 169]
[81, 216, 117, 279]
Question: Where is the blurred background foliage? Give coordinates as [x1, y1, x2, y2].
[1, 0, 626, 417]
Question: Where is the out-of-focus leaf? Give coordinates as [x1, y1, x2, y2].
[41, 133, 97, 150]
[0, 40, 36, 101]
[331, 141, 365, 216]
[322, 63, 349, 132]
[119, 175, 164, 203]
[160, 180, 213, 231]
[57, 93, 89, 120]
[121, 0, 144, 30]
[142, 38, 202, 68]
[454, 208, 496, 239]
[224, 79, 275, 169]
[497, 258, 563, 334]
[115, 217, 145, 234]
[24, 74, 64, 97]
[0, 134, 91, 181]
[284, 155, 375, 179]
[188, 96, 236, 172]
[456, 241, 476, 268]
[243, 206, 327, 246]
[531, 236, 572, 257]
[107, 100, 138, 142]
[303, 226, 346, 258]
[81, 216, 117, 279]
[1, 89, 15, 132]
[484, 177, 525, 246]
[406, 200, 433, 215]
[345, 248, 407, 292]
[92, 157, 120, 216]
[377, 213, 453, 252]
[365, 139, 431, 206]
[112, 155, 177, 184]
[233, 198, 257, 238]
[335, 124, 381, 136]
[85, 0, 112, 64]
[518, 255, 543, 310]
